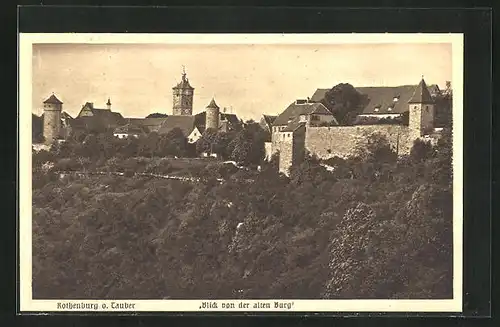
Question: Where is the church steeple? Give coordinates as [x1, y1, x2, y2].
[172, 66, 194, 116]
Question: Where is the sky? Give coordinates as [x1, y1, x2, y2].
[32, 43, 452, 121]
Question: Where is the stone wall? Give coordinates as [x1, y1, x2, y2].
[304, 124, 411, 159]
[271, 131, 284, 156]
[278, 126, 305, 175]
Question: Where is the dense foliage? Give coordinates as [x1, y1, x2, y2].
[32, 129, 453, 300]
[320, 83, 369, 125]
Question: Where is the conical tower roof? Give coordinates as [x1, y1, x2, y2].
[206, 98, 220, 109]
[43, 94, 63, 104]
[408, 78, 434, 104]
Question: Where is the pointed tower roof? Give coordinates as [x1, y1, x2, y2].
[106, 98, 112, 106]
[408, 78, 434, 104]
[172, 67, 194, 90]
[206, 98, 220, 109]
[43, 94, 63, 104]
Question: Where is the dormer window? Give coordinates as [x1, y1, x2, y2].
[393, 96, 400, 102]
[295, 99, 307, 105]
[374, 106, 380, 112]
[387, 107, 393, 112]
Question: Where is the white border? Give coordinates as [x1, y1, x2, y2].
[19, 33, 463, 313]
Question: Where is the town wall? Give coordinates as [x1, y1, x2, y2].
[304, 124, 411, 159]
[279, 136, 293, 175]
[278, 126, 305, 175]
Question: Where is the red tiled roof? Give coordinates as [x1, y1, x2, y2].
[310, 80, 435, 115]
[282, 121, 306, 132]
[273, 102, 332, 126]
[157, 115, 196, 137]
[113, 124, 148, 135]
[126, 118, 168, 132]
[262, 115, 277, 126]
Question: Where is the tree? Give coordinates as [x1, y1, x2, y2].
[410, 139, 435, 163]
[228, 125, 266, 166]
[146, 113, 168, 118]
[159, 128, 188, 157]
[434, 90, 453, 128]
[355, 132, 396, 164]
[137, 132, 160, 158]
[212, 131, 236, 159]
[196, 128, 218, 155]
[320, 83, 368, 125]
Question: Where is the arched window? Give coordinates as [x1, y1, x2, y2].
[425, 106, 429, 113]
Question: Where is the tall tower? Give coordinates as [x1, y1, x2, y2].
[42, 94, 63, 144]
[205, 98, 220, 131]
[106, 97, 112, 110]
[172, 67, 194, 116]
[408, 77, 435, 140]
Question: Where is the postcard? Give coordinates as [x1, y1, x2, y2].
[19, 33, 463, 313]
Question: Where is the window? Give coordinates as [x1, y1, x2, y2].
[374, 107, 380, 112]
[425, 106, 429, 113]
[393, 96, 400, 102]
[311, 115, 319, 121]
[387, 107, 393, 111]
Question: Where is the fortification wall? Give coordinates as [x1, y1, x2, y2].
[305, 125, 411, 159]
[279, 137, 294, 175]
[271, 131, 283, 155]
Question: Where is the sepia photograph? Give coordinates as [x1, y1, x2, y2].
[19, 33, 463, 312]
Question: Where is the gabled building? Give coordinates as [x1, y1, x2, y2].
[270, 78, 443, 175]
[113, 124, 148, 139]
[260, 114, 277, 133]
[124, 117, 168, 133]
[76, 101, 125, 129]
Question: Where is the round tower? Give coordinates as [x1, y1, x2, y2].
[42, 94, 63, 144]
[205, 98, 220, 131]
